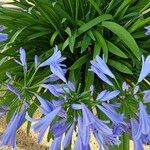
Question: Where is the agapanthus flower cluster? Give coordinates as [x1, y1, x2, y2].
[0, 44, 150, 150]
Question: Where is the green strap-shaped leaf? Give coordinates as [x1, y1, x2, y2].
[87, 0, 102, 15]
[62, 15, 112, 51]
[101, 21, 141, 60]
[107, 41, 128, 58]
[108, 60, 133, 74]
[93, 30, 108, 62]
[77, 14, 113, 36]
[69, 55, 89, 70]
[81, 36, 91, 53]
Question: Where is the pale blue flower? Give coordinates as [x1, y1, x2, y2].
[90, 55, 115, 86]
[49, 136, 62, 150]
[145, 26, 150, 35]
[36, 95, 53, 115]
[41, 84, 65, 97]
[134, 86, 140, 95]
[44, 69, 67, 83]
[7, 84, 23, 100]
[138, 55, 150, 83]
[122, 81, 129, 91]
[143, 90, 150, 103]
[0, 33, 8, 42]
[0, 104, 27, 149]
[30, 107, 61, 143]
[62, 123, 74, 148]
[20, 47, 27, 70]
[39, 45, 66, 82]
[15, 47, 27, 70]
[135, 103, 150, 140]
[97, 103, 124, 124]
[130, 118, 144, 150]
[96, 90, 120, 102]
[34, 55, 39, 67]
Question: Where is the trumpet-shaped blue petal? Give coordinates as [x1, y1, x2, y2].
[95, 56, 115, 78]
[90, 65, 113, 86]
[130, 118, 144, 150]
[62, 123, 74, 148]
[52, 123, 70, 138]
[50, 62, 66, 82]
[39, 46, 66, 67]
[7, 84, 23, 100]
[36, 95, 53, 115]
[134, 86, 140, 95]
[41, 84, 64, 97]
[49, 136, 62, 150]
[143, 90, 150, 103]
[145, 26, 150, 35]
[138, 55, 150, 83]
[0, 104, 27, 149]
[34, 55, 39, 67]
[44, 69, 67, 83]
[97, 103, 124, 124]
[31, 107, 61, 143]
[19, 47, 27, 70]
[135, 103, 150, 140]
[97, 90, 120, 102]
[0, 33, 8, 42]
[122, 81, 129, 91]
[39, 46, 66, 82]
[74, 136, 91, 150]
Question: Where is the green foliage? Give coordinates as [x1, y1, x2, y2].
[0, 0, 149, 78]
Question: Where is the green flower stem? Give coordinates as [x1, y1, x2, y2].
[119, 133, 129, 150]
[27, 66, 39, 86]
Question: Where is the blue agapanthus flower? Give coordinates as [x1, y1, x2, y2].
[143, 90, 150, 102]
[0, 103, 27, 149]
[138, 55, 150, 83]
[7, 83, 23, 100]
[0, 25, 8, 42]
[15, 47, 28, 70]
[130, 118, 144, 150]
[39, 45, 66, 82]
[135, 103, 150, 140]
[90, 55, 115, 86]
[145, 26, 150, 35]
